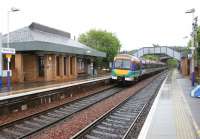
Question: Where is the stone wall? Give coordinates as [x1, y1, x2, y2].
[3, 53, 86, 83]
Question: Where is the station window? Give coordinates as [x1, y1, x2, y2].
[38, 56, 44, 77]
[78, 59, 85, 71]
[81, 62, 85, 70]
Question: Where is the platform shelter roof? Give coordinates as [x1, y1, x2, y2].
[2, 22, 106, 57]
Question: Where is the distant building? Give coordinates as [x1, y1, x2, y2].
[2, 22, 106, 83]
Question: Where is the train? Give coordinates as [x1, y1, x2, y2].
[111, 54, 166, 82]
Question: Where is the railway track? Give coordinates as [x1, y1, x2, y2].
[0, 85, 123, 139]
[71, 73, 167, 139]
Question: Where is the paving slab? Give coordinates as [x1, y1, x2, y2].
[138, 69, 199, 139]
[0, 74, 110, 98]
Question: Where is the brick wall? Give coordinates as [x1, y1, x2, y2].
[181, 58, 189, 75]
[23, 54, 37, 81]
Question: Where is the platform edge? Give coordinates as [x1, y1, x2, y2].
[137, 74, 168, 139]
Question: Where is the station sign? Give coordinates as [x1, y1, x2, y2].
[1, 48, 16, 54]
[6, 54, 12, 59]
[2, 70, 12, 77]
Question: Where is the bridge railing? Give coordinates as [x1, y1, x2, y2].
[133, 47, 181, 61]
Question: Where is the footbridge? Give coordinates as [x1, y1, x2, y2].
[132, 46, 183, 61]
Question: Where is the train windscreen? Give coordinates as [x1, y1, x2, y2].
[114, 59, 131, 69]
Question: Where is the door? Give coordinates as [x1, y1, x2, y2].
[38, 56, 45, 77]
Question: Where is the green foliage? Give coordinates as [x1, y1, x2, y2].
[187, 26, 200, 64]
[78, 29, 121, 68]
[187, 40, 192, 48]
[167, 58, 178, 68]
[128, 49, 138, 55]
[196, 47, 200, 64]
[197, 26, 200, 45]
[189, 26, 200, 46]
[196, 27, 200, 64]
[182, 45, 190, 57]
[142, 54, 159, 61]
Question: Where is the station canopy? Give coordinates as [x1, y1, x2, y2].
[2, 22, 106, 57]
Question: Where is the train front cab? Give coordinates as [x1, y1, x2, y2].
[111, 60, 142, 82]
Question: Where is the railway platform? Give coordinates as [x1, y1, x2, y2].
[138, 69, 200, 139]
[0, 74, 111, 100]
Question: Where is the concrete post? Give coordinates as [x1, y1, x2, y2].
[67, 56, 71, 77]
[74, 56, 77, 76]
[60, 55, 64, 78]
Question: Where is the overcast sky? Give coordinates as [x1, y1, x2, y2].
[0, 0, 199, 51]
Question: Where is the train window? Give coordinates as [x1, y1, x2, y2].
[147, 64, 151, 69]
[145, 64, 148, 69]
[114, 59, 131, 69]
[131, 63, 140, 70]
[131, 64, 136, 70]
[136, 64, 141, 70]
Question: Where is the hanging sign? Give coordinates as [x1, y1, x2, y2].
[6, 54, 12, 58]
[6, 54, 12, 59]
[2, 70, 12, 77]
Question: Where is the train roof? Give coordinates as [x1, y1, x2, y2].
[114, 54, 166, 65]
[114, 54, 140, 63]
[140, 58, 166, 65]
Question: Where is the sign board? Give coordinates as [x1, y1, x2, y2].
[1, 47, 16, 54]
[6, 54, 12, 59]
[2, 70, 12, 77]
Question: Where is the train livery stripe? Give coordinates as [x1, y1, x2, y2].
[115, 69, 129, 75]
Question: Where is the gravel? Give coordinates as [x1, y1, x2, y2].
[0, 85, 113, 126]
[30, 74, 163, 139]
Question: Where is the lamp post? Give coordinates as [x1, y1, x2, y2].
[6, 7, 20, 90]
[185, 8, 198, 86]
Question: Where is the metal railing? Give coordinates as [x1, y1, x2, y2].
[132, 47, 181, 61]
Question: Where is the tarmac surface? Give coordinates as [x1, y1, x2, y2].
[0, 74, 110, 97]
[138, 69, 200, 139]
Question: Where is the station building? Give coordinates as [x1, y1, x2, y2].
[2, 22, 106, 83]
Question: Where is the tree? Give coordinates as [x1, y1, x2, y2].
[142, 54, 159, 61]
[196, 27, 200, 64]
[78, 29, 121, 68]
[187, 26, 200, 64]
[167, 58, 178, 68]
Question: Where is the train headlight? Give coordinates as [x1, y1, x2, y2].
[125, 77, 133, 81]
[112, 76, 117, 79]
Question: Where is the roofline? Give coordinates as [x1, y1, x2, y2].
[2, 41, 106, 58]
[29, 22, 71, 38]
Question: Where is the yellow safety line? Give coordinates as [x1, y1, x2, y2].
[175, 70, 200, 138]
[172, 70, 196, 139]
